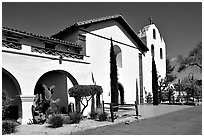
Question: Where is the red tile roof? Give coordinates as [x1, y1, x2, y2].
[2, 26, 82, 48]
[51, 14, 148, 52]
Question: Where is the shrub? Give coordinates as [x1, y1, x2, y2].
[89, 111, 98, 119]
[2, 90, 13, 120]
[48, 114, 64, 128]
[69, 112, 82, 124]
[63, 115, 72, 124]
[2, 120, 18, 135]
[68, 85, 103, 114]
[97, 112, 108, 121]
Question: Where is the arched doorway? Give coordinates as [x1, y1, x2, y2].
[118, 83, 124, 105]
[34, 70, 78, 114]
[2, 68, 22, 120]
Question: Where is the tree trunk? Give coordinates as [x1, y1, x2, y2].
[110, 38, 118, 111]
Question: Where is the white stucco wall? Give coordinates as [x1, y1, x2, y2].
[85, 25, 141, 105]
[140, 24, 166, 100]
[2, 45, 92, 124]
[2, 23, 152, 124]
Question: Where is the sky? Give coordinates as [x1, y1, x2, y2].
[2, 2, 202, 79]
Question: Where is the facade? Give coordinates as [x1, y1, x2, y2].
[2, 14, 165, 124]
[138, 21, 166, 102]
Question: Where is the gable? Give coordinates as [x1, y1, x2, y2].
[51, 14, 149, 53]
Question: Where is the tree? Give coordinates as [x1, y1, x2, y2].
[110, 38, 119, 107]
[68, 85, 103, 114]
[158, 58, 177, 103]
[174, 77, 202, 102]
[177, 42, 202, 73]
[152, 57, 159, 105]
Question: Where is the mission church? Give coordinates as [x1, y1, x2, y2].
[2, 14, 166, 124]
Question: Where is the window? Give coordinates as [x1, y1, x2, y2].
[114, 45, 122, 68]
[153, 29, 156, 39]
[151, 44, 154, 57]
[78, 34, 86, 55]
[160, 48, 163, 59]
[78, 34, 86, 42]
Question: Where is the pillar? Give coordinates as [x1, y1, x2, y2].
[20, 95, 35, 125]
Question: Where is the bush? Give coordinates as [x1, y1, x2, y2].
[2, 90, 13, 120]
[89, 111, 98, 119]
[48, 114, 64, 128]
[63, 115, 72, 124]
[68, 85, 103, 114]
[69, 112, 82, 124]
[97, 112, 108, 121]
[2, 120, 18, 135]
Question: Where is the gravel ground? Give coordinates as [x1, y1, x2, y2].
[10, 104, 194, 135]
[11, 115, 138, 135]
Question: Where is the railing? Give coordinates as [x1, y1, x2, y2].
[102, 101, 139, 122]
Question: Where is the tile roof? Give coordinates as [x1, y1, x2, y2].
[51, 14, 148, 52]
[2, 27, 82, 48]
[51, 14, 123, 37]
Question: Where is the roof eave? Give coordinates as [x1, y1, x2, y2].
[3, 27, 82, 49]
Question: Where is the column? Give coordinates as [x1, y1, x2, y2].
[20, 95, 35, 125]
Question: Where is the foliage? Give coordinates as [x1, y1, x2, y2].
[89, 111, 98, 119]
[2, 120, 18, 135]
[167, 86, 175, 103]
[63, 115, 72, 124]
[68, 85, 103, 98]
[68, 85, 103, 114]
[97, 112, 108, 121]
[68, 112, 82, 124]
[145, 92, 153, 104]
[2, 90, 13, 120]
[32, 83, 60, 124]
[89, 110, 108, 121]
[174, 76, 202, 102]
[177, 42, 202, 72]
[47, 114, 64, 128]
[110, 38, 119, 109]
[152, 57, 159, 105]
[158, 58, 177, 103]
[160, 86, 174, 103]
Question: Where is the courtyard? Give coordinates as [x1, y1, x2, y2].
[10, 104, 196, 135]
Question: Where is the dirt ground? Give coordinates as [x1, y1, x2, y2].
[10, 114, 138, 135]
[10, 104, 197, 135]
[73, 105, 202, 135]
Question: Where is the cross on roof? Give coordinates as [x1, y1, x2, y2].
[149, 16, 153, 24]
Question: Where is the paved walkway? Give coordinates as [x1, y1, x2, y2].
[73, 105, 202, 135]
[115, 104, 193, 120]
[138, 104, 193, 119]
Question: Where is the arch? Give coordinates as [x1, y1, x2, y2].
[114, 45, 122, 68]
[153, 29, 156, 39]
[2, 68, 22, 95]
[34, 70, 78, 95]
[2, 68, 22, 120]
[151, 44, 155, 57]
[118, 83, 125, 105]
[34, 70, 78, 113]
